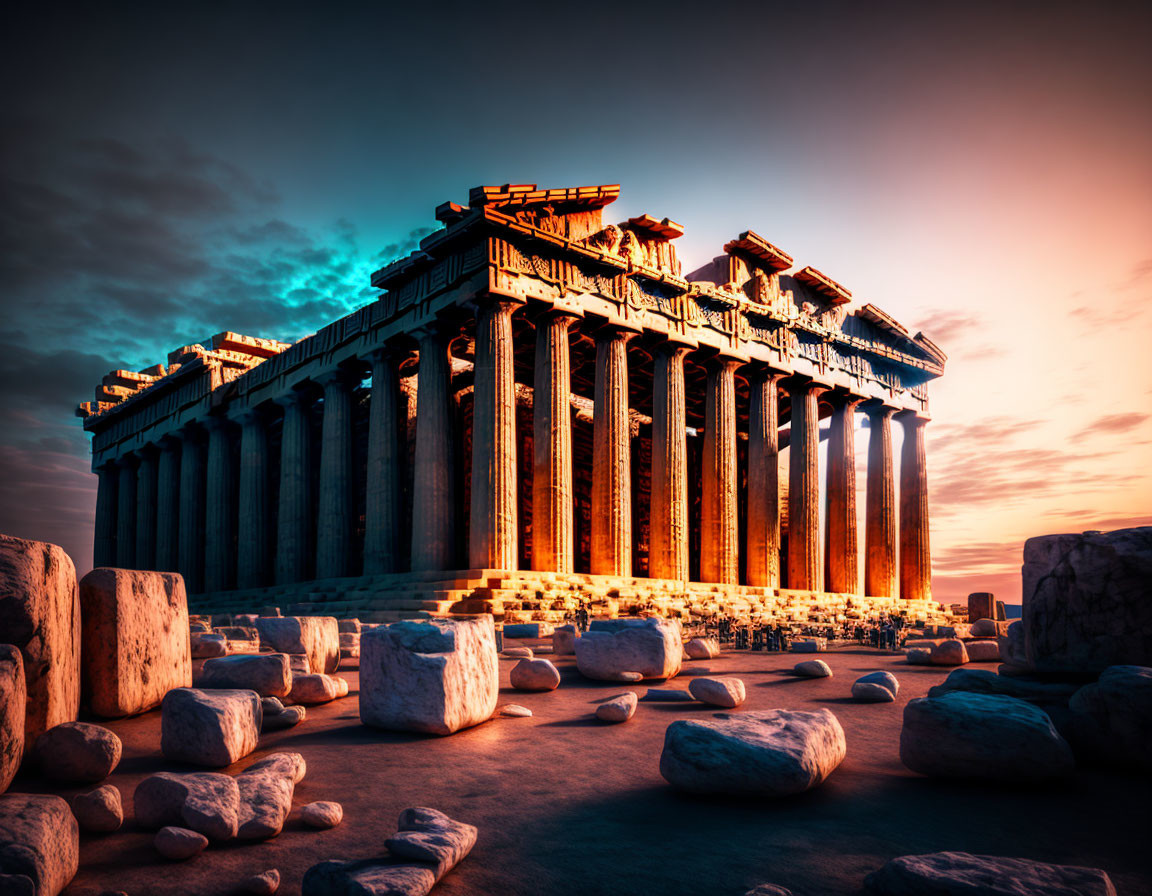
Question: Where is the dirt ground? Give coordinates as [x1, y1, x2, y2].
[13, 645, 1149, 896]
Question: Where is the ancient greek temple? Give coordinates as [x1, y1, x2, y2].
[77, 183, 946, 623]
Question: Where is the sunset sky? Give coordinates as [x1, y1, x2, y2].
[2, 1, 1149, 604]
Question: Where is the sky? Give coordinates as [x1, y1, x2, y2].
[2, 1, 1149, 604]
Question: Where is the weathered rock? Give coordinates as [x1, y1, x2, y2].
[552, 625, 578, 656]
[495, 704, 533, 718]
[688, 677, 746, 708]
[339, 631, 359, 649]
[360, 617, 498, 736]
[1068, 664, 1152, 770]
[968, 618, 1004, 638]
[338, 618, 361, 633]
[500, 646, 533, 659]
[0, 535, 80, 754]
[793, 659, 832, 678]
[927, 668, 1079, 707]
[303, 860, 436, 896]
[34, 721, 121, 782]
[79, 568, 191, 719]
[0, 645, 25, 793]
[332, 675, 349, 697]
[386, 806, 478, 879]
[744, 887, 794, 896]
[287, 654, 311, 674]
[263, 706, 306, 731]
[853, 671, 900, 703]
[930, 639, 969, 666]
[242, 869, 281, 895]
[191, 632, 228, 659]
[502, 623, 553, 639]
[301, 800, 343, 829]
[198, 654, 292, 699]
[256, 617, 340, 675]
[0, 793, 79, 895]
[905, 647, 933, 665]
[155, 825, 208, 860]
[609, 671, 644, 682]
[70, 784, 122, 832]
[660, 709, 846, 796]
[134, 771, 241, 840]
[968, 592, 996, 622]
[790, 639, 825, 653]
[684, 637, 720, 660]
[643, 688, 694, 701]
[577, 618, 683, 681]
[998, 620, 1027, 668]
[509, 658, 561, 691]
[161, 688, 262, 767]
[596, 692, 638, 723]
[964, 640, 1001, 663]
[261, 696, 285, 715]
[1023, 526, 1152, 677]
[864, 850, 1117, 896]
[900, 692, 1074, 780]
[236, 752, 305, 840]
[288, 674, 341, 705]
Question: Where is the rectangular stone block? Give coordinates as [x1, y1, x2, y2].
[0, 646, 25, 793]
[79, 568, 192, 718]
[0, 793, 79, 895]
[256, 617, 339, 674]
[161, 688, 262, 767]
[967, 592, 995, 622]
[0, 535, 80, 754]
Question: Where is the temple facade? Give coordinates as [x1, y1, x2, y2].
[77, 183, 947, 623]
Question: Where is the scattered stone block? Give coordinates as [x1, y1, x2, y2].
[134, 771, 241, 840]
[256, 617, 340, 675]
[688, 677, 746, 707]
[338, 618, 361, 633]
[930, 639, 969, 666]
[0, 793, 79, 895]
[78, 568, 191, 719]
[287, 654, 311, 674]
[967, 592, 995, 622]
[192, 632, 228, 659]
[965, 640, 1001, 663]
[643, 688, 694, 701]
[301, 800, 343, 829]
[360, 617, 498, 736]
[34, 721, 121, 783]
[1068, 664, 1152, 770]
[900, 692, 1074, 780]
[905, 647, 933, 665]
[684, 637, 720, 660]
[288, 674, 341, 705]
[386, 807, 477, 878]
[852, 671, 900, 703]
[503, 622, 553, 639]
[509, 658, 560, 691]
[161, 688, 262, 767]
[1023, 526, 1152, 677]
[500, 646, 533, 659]
[0, 645, 25, 793]
[968, 618, 1004, 638]
[927, 668, 1078, 708]
[790, 639, 825, 653]
[577, 618, 683, 681]
[660, 709, 846, 796]
[70, 784, 122, 832]
[0, 535, 80, 754]
[242, 869, 280, 895]
[744, 886, 794, 896]
[495, 704, 533, 718]
[155, 825, 208, 860]
[552, 625, 578, 656]
[596, 693, 638, 723]
[998, 620, 1027, 669]
[237, 752, 305, 840]
[263, 705, 306, 731]
[864, 851, 1116, 896]
[793, 659, 832, 678]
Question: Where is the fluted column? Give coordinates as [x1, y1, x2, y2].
[591, 326, 632, 577]
[203, 416, 237, 593]
[864, 405, 897, 597]
[177, 425, 206, 593]
[701, 357, 740, 585]
[115, 453, 138, 568]
[825, 395, 861, 594]
[316, 370, 356, 579]
[746, 367, 781, 588]
[134, 445, 159, 570]
[786, 378, 823, 591]
[411, 324, 455, 571]
[275, 390, 314, 585]
[649, 343, 690, 581]
[93, 461, 118, 568]
[898, 412, 931, 601]
[155, 436, 181, 572]
[364, 348, 404, 575]
[236, 407, 271, 589]
[470, 300, 519, 570]
[532, 310, 576, 573]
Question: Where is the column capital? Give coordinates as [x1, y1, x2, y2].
[744, 360, 787, 383]
[201, 413, 232, 432]
[590, 320, 641, 343]
[860, 398, 897, 419]
[824, 389, 863, 411]
[895, 409, 931, 426]
[654, 339, 693, 361]
[117, 451, 140, 468]
[410, 317, 456, 343]
[316, 367, 355, 389]
[471, 293, 523, 314]
[228, 404, 267, 426]
[780, 373, 827, 397]
[366, 342, 406, 365]
[272, 388, 310, 410]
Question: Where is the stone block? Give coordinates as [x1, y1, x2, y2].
[1068, 664, 1152, 770]
[0, 645, 25, 793]
[967, 592, 995, 621]
[78, 568, 191, 718]
[552, 624, 578, 656]
[0, 793, 79, 895]
[864, 851, 1116, 896]
[33, 721, 121, 783]
[256, 617, 339, 674]
[134, 771, 241, 840]
[360, 616, 498, 736]
[197, 654, 291, 698]
[160, 688, 262, 767]
[0, 535, 80, 754]
[1023, 526, 1152, 677]
[576, 618, 683, 681]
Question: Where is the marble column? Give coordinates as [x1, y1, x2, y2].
[203, 416, 237, 593]
[93, 461, 118, 568]
[591, 326, 632, 577]
[532, 310, 576, 573]
[134, 445, 159, 570]
[825, 395, 861, 594]
[898, 412, 932, 601]
[155, 435, 181, 573]
[236, 407, 271, 589]
[746, 367, 781, 588]
[649, 343, 690, 581]
[178, 425, 206, 594]
[411, 324, 455, 571]
[786, 379, 823, 591]
[364, 348, 404, 575]
[701, 357, 740, 585]
[316, 370, 356, 579]
[470, 300, 518, 571]
[115, 453, 138, 569]
[864, 405, 897, 597]
[275, 390, 314, 585]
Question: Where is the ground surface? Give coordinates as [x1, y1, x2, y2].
[13, 646, 1149, 896]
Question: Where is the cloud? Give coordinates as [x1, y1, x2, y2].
[1090, 412, 1149, 434]
[912, 310, 981, 344]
